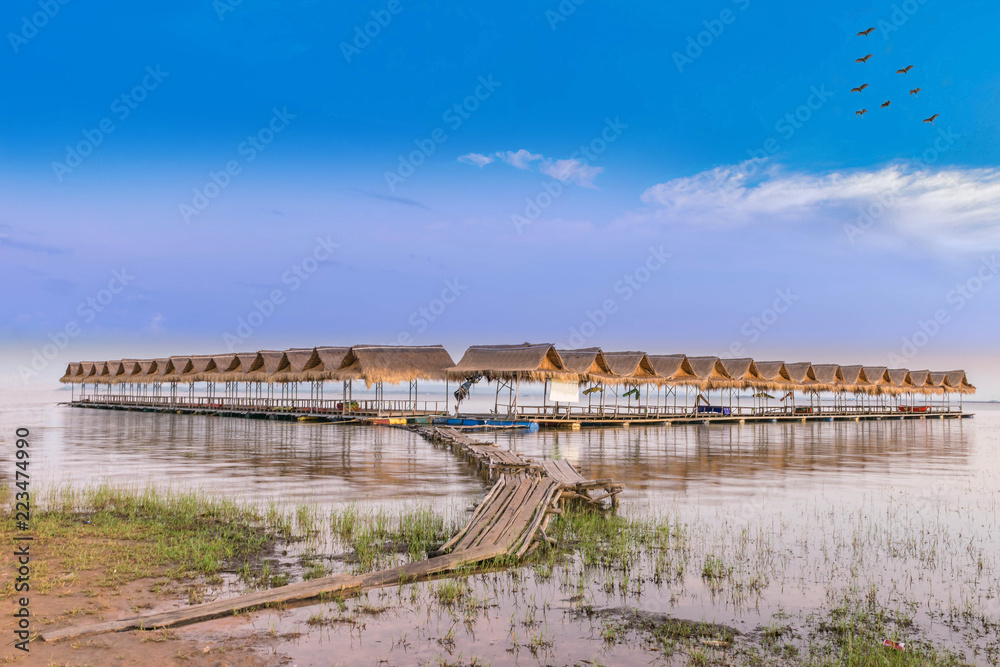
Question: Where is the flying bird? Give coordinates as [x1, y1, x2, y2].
[896, 65, 914, 74]
[856, 109, 868, 117]
[910, 88, 921, 95]
[851, 83, 869, 93]
[881, 100, 891, 108]
[856, 54, 873, 64]
[923, 113, 939, 124]
[857, 27, 875, 37]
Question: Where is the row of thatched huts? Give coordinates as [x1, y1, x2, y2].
[59, 343, 974, 396]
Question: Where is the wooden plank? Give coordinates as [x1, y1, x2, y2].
[436, 477, 506, 554]
[452, 482, 513, 550]
[42, 545, 506, 643]
[455, 482, 523, 552]
[515, 483, 562, 558]
[40, 573, 360, 642]
[560, 460, 587, 483]
[474, 478, 537, 549]
[495, 480, 557, 550]
[454, 480, 521, 551]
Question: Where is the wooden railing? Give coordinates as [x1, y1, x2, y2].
[495, 403, 962, 419]
[73, 395, 444, 415]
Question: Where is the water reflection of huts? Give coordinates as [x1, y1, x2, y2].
[61, 342, 975, 420]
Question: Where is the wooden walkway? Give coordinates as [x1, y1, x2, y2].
[417, 425, 624, 507]
[42, 425, 623, 643]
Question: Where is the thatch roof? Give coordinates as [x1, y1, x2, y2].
[601, 351, 659, 385]
[835, 365, 863, 392]
[301, 347, 351, 382]
[217, 353, 262, 383]
[908, 369, 930, 386]
[647, 354, 686, 380]
[271, 348, 320, 383]
[138, 359, 158, 378]
[162, 357, 192, 383]
[79, 362, 99, 382]
[177, 355, 216, 383]
[93, 362, 112, 384]
[335, 345, 456, 386]
[149, 358, 172, 381]
[804, 364, 841, 393]
[860, 366, 892, 395]
[754, 361, 784, 382]
[887, 368, 915, 393]
[715, 358, 761, 389]
[944, 370, 975, 394]
[241, 351, 288, 383]
[60, 362, 82, 384]
[684, 356, 729, 382]
[556, 348, 617, 384]
[116, 360, 145, 384]
[447, 344, 571, 381]
[107, 361, 127, 382]
[924, 372, 954, 395]
[196, 353, 240, 383]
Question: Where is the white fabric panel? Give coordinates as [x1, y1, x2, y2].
[548, 380, 580, 403]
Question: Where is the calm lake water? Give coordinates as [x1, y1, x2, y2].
[8, 387, 993, 518]
[6, 386, 999, 664]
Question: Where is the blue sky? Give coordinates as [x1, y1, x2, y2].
[3, 1, 1000, 396]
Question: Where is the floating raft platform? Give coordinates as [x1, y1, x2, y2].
[64, 400, 971, 429]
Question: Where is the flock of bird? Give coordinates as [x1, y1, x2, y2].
[851, 27, 937, 124]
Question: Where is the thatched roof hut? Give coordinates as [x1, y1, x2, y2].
[79, 362, 99, 383]
[804, 364, 841, 393]
[907, 370, 933, 394]
[887, 368, 915, 393]
[162, 357, 192, 383]
[176, 355, 216, 383]
[447, 344, 571, 382]
[108, 361, 128, 383]
[556, 348, 617, 384]
[647, 354, 686, 381]
[833, 365, 862, 393]
[216, 353, 262, 383]
[684, 356, 730, 389]
[60, 362, 82, 384]
[137, 359, 157, 380]
[92, 362, 112, 384]
[198, 354, 239, 383]
[859, 366, 892, 395]
[148, 358, 172, 382]
[715, 358, 760, 389]
[239, 351, 288, 383]
[781, 362, 812, 388]
[601, 351, 659, 385]
[753, 361, 786, 389]
[926, 372, 950, 394]
[271, 348, 320, 383]
[117, 360, 145, 384]
[944, 370, 975, 394]
[300, 347, 351, 382]
[335, 345, 456, 387]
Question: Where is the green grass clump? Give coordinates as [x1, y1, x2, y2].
[0, 483, 284, 597]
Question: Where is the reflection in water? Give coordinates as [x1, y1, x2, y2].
[6, 388, 998, 664]
[2, 388, 980, 517]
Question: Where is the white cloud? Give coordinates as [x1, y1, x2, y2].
[539, 158, 604, 189]
[457, 153, 495, 167]
[635, 161, 1000, 250]
[457, 148, 604, 188]
[496, 149, 543, 170]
